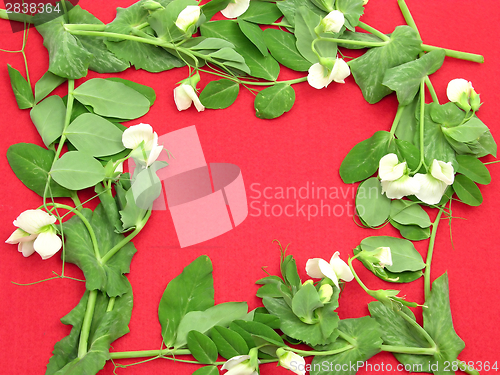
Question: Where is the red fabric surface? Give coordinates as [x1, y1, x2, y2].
[0, 1, 499, 374]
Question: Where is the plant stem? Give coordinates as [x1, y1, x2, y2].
[70, 191, 83, 211]
[390, 104, 405, 137]
[424, 204, 446, 299]
[459, 361, 480, 375]
[422, 44, 484, 63]
[348, 255, 371, 294]
[110, 349, 191, 359]
[318, 36, 388, 48]
[0, 8, 34, 23]
[381, 344, 436, 355]
[78, 290, 98, 358]
[395, 309, 437, 350]
[412, 79, 427, 174]
[425, 76, 439, 104]
[286, 344, 354, 357]
[397, 0, 421, 38]
[63, 23, 106, 31]
[337, 329, 358, 347]
[357, 22, 390, 42]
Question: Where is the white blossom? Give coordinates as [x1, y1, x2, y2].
[175, 5, 200, 33]
[221, 355, 258, 375]
[321, 10, 344, 33]
[372, 247, 392, 268]
[276, 349, 306, 375]
[307, 58, 350, 89]
[173, 83, 205, 112]
[306, 251, 354, 288]
[413, 159, 455, 205]
[221, 0, 250, 19]
[122, 123, 163, 167]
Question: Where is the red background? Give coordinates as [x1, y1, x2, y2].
[1, 1, 499, 374]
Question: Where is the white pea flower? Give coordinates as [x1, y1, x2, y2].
[321, 10, 345, 33]
[122, 123, 163, 167]
[6, 209, 62, 260]
[276, 348, 306, 375]
[307, 58, 350, 89]
[372, 247, 392, 268]
[175, 5, 200, 34]
[413, 159, 455, 205]
[221, 0, 250, 19]
[446, 78, 473, 111]
[378, 154, 420, 199]
[222, 355, 258, 375]
[306, 251, 354, 289]
[173, 83, 205, 112]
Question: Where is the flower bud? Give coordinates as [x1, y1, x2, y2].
[446, 78, 473, 112]
[302, 279, 314, 286]
[470, 89, 481, 111]
[318, 284, 334, 303]
[175, 5, 201, 34]
[141, 0, 164, 11]
[276, 349, 306, 375]
[318, 10, 344, 34]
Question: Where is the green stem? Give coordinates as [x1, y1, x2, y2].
[395, 308, 437, 350]
[424, 204, 446, 299]
[422, 44, 484, 63]
[318, 36, 388, 48]
[110, 349, 191, 360]
[78, 290, 98, 358]
[381, 344, 436, 356]
[459, 361, 480, 375]
[0, 8, 34, 23]
[484, 160, 500, 165]
[348, 255, 371, 294]
[397, 0, 421, 38]
[286, 344, 354, 357]
[357, 22, 390, 42]
[425, 76, 439, 104]
[63, 23, 106, 31]
[101, 209, 152, 265]
[70, 191, 83, 211]
[390, 105, 405, 137]
[337, 329, 358, 347]
[271, 21, 292, 28]
[412, 79, 427, 174]
[106, 297, 116, 312]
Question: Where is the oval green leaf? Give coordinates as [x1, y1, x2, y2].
[200, 79, 239, 109]
[356, 177, 391, 227]
[30, 95, 66, 147]
[211, 326, 249, 359]
[263, 28, 311, 72]
[187, 331, 218, 364]
[456, 154, 491, 185]
[390, 200, 431, 228]
[51, 151, 106, 190]
[453, 174, 483, 206]
[254, 84, 295, 119]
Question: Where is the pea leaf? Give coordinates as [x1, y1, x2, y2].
[360, 236, 425, 273]
[210, 326, 249, 359]
[63, 205, 137, 297]
[452, 174, 482, 206]
[30, 95, 66, 147]
[336, 0, 364, 29]
[73, 78, 150, 120]
[65, 113, 125, 157]
[383, 50, 445, 106]
[192, 366, 219, 375]
[158, 256, 215, 348]
[430, 102, 464, 127]
[340, 131, 394, 184]
[350, 26, 422, 104]
[148, 0, 198, 42]
[7, 64, 34, 109]
[254, 84, 295, 119]
[6, 143, 72, 198]
[310, 317, 382, 375]
[390, 220, 431, 241]
[239, 2, 282, 24]
[276, 0, 326, 28]
[119, 187, 148, 231]
[201, 0, 231, 21]
[291, 283, 324, 324]
[390, 200, 431, 228]
[263, 297, 339, 346]
[175, 302, 249, 348]
[442, 116, 490, 143]
[51, 151, 106, 190]
[237, 19, 268, 56]
[105, 77, 156, 106]
[230, 320, 285, 347]
[356, 177, 391, 227]
[337, 30, 386, 50]
[456, 155, 491, 184]
[199, 79, 239, 109]
[34, 71, 66, 104]
[263, 28, 311, 72]
[395, 95, 419, 143]
[395, 139, 420, 171]
[187, 331, 218, 364]
[46, 283, 133, 374]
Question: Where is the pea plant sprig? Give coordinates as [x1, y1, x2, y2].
[1, 0, 496, 374]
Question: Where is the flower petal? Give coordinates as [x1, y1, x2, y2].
[175, 5, 200, 33]
[6, 228, 37, 244]
[318, 258, 340, 288]
[446, 78, 472, 103]
[33, 230, 62, 260]
[174, 84, 194, 111]
[329, 58, 350, 84]
[379, 154, 405, 181]
[307, 63, 331, 89]
[413, 173, 448, 205]
[19, 240, 36, 257]
[182, 84, 205, 112]
[222, 355, 251, 371]
[381, 175, 420, 199]
[146, 145, 164, 167]
[329, 252, 354, 282]
[221, 0, 250, 18]
[122, 123, 155, 150]
[13, 209, 56, 234]
[430, 159, 454, 185]
[322, 10, 344, 33]
[305, 258, 326, 278]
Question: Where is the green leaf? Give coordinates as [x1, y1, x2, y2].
[283, 255, 302, 292]
[291, 283, 324, 323]
[209, 47, 251, 74]
[383, 49, 445, 106]
[340, 131, 394, 184]
[430, 102, 464, 127]
[189, 37, 235, 51]
[263, 297, 339, 346]
[34, 71, 66, 104]
[63, 204, 137, 297]
[254, 312, 281, 329]
[423, 273, 465, 375]
[199, 79, 239, 109]
[230, 320, 285, 347]
[148, 0, 198, 42]
[238, 19, 268, 56]
[350, 26, 422, 104]
[192, 366, 219, 375]
[390, 200, 431, 228]
[35, 13, 93, 79]
[187, 331, 218, 364]
[360, 236, 425, 273]
[119, 187, 148, 231]
[158, 256, 215, 348]
[395, 139, 420, 171]
[200, 21, 279, 80]
[310, 317, 382, 375]
[6, 143, 72, 198]
[456, 155, 491, 184]
[276, 0, 326, 28]
[175, 302, 248, 348]
[263, 29, 311, 72]
[7, 64, 34, 109]
[51, 151, 106, 190]
[452, 174, 482, 206]
[105, 2, 184, 72]
[73, 78, 150, 120]
[30, 95, 66, 147]
[46, 283, 133, 374]
[95, 184, 122, 233]
[68, 5, 129, 74]
[105, 77, 156, 106]
[240, 2, 281, 24]
[211, 326, 249, 359]
[355, 177, 391, 227]
[395, 95, 419, 143]
[442, 116, 489, 143]
[336, 0, 364, 28]
[390, 220, 431, 241]
[295, 6, 337, 63]
[254, 84, 295, 119]
[201, 0, 231, 21]
[65, 113, 125, 157]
